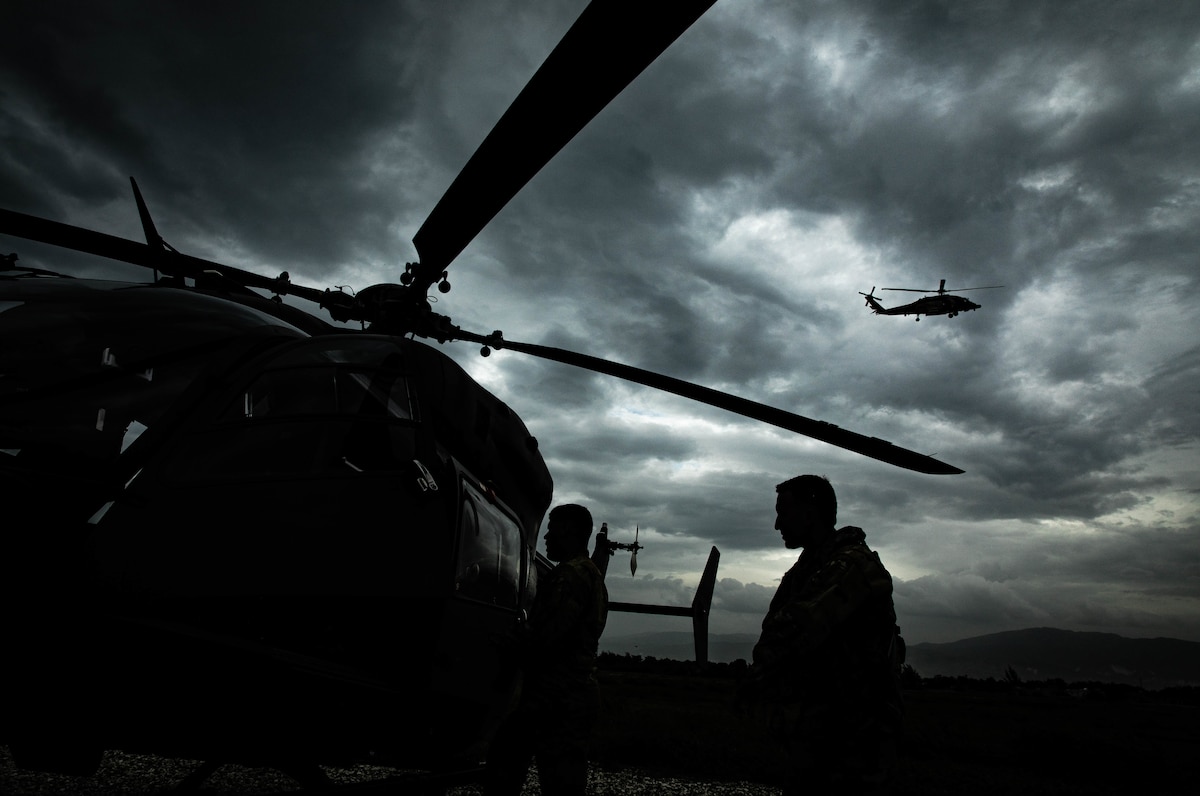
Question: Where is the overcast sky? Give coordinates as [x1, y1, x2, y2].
[3, 0, 1198, 649]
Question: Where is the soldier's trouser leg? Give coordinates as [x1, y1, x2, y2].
[781, 703, 898, 795]
[483, 707, 536, 796]
[534, 738, 588, 795]
[532, 687, 599, 796]
[784, 730, 897, 795]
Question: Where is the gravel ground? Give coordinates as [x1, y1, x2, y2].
[1, 746, 780, 795]
[453, 766, 779, 795]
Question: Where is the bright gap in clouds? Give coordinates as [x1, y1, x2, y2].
[999, 271, 1194, 388]
[706, 204, 879, 292]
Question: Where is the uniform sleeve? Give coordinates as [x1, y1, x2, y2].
[752, 545, 892, 671]
[532, 564, 592, 646]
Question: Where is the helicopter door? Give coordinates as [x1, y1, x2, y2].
[454, 480, 523, 607]
[431, 478, 527, 746]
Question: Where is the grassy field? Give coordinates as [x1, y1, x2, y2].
[591, 665, 1200, 795]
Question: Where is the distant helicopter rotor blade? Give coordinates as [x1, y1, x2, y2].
[410, 1, 717, 294]
[883, 284, 1003, 294]
[457, 329, 963, 475]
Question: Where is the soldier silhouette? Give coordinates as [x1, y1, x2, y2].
[739, 475, 905, 794]
[485, 503, 609, 795]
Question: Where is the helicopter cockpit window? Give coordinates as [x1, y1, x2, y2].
[455, 480, 522, 608]
[164, 339, 419, 481]
[220, 368, 412, 422]
[218, 338, 415, 423]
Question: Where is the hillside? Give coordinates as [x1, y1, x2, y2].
[603, 627, 1200, 689]
[906, 627, 1200, 689]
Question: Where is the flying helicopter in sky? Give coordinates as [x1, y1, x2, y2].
[860, 279, 1004, 320]
[0, 1, 962, 790]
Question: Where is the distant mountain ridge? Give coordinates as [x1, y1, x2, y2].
[601, 627, 1200, 689]
[907, 627, 1200, 689]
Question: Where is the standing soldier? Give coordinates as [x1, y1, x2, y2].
[485, 503, 609, 795]
[740, 475, 905, 794]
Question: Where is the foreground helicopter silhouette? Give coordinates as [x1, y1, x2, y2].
[1, 1, 962, 789]
[860, 279, 1004, 320]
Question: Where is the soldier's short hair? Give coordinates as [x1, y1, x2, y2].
[776, 474, 837, 526]
[549, 503, 594, 539]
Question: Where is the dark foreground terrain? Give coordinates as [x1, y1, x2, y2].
[592, 663, 1200, 795]
[3, 664, 1199, 794]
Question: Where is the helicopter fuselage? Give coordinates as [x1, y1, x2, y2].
[1, 273, 552, 772]
[864, 292, 981, 320]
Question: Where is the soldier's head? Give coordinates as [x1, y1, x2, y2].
[544, 503, 593, 562]
[774, 474, 837, 549]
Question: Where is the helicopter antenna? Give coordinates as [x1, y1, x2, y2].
[130, 177, 177, 281]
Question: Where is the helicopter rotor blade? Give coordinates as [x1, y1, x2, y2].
[0, 207, 204, 278]
[455, 329, 963, 475]
[0, 207, 356, 317]
[409, 1, 717, 294]
[1, 203, 961, 475]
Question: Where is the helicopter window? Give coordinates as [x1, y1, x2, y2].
[264, 338, 405, 368]
[219, 366, 413, 422]
[237, 368, 338, 418]
[0, 341, 230, 474]
[164, 418, 422, 481]
[168, 365, 420, 479]
[338, 370, 413, 420]
[455, 480, 522, 608]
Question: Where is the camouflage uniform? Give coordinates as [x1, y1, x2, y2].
[486, 554, 608, 795]
[749, 526, 904, 795]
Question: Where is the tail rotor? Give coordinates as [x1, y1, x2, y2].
[859, 287, 884, 313]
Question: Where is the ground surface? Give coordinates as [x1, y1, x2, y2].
[3, 671, 1198, 794]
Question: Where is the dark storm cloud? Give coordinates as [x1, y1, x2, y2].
[2, 1, 443, 274]
[3, 0, 1197, 645]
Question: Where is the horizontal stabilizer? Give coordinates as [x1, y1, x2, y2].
[608, 546, 720, 663]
